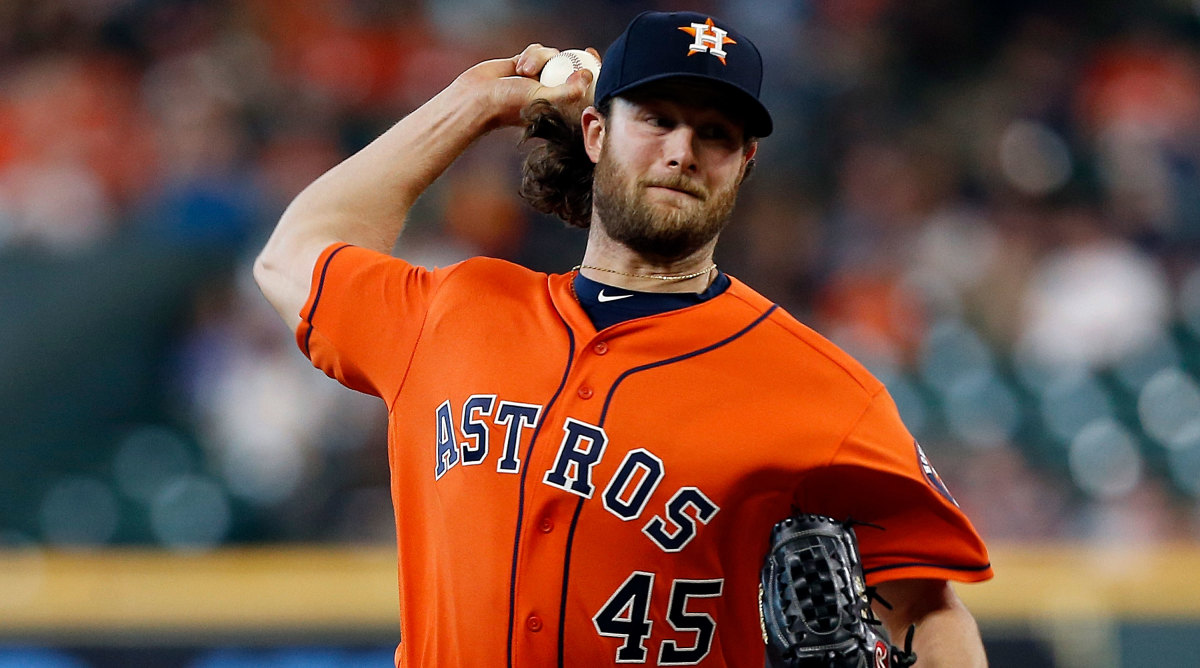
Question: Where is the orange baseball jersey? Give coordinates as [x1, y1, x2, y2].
[296, 243, 992, 667]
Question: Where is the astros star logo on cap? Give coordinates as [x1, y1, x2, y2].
[679, 17, 737, 65]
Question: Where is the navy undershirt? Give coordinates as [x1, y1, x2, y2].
[572, 271, 732, 330]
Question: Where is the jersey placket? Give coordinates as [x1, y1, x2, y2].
[508, 330, 621, 666]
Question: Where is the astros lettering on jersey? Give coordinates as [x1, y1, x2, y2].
[296, 244, 992, 667]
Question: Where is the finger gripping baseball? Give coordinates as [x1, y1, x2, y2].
[760, 514, 917, 667]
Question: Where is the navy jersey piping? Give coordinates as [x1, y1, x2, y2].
[600, 305, 777, 424]
[506, 320, 575, 668]
[557, 497, 588, 666]
[301, 243, 353, 357]
[863, 561, 993, 575]
[556, 304, 778, 666]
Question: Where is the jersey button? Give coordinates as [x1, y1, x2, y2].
[539, 517, 554, 533]
[593, 341, 609, 355]
[577, 385, 594, 400]
[526, 615, 543, 632]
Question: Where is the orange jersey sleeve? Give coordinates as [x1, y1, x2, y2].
[797, 385, 993, 585]
[295, 243, 456, 403]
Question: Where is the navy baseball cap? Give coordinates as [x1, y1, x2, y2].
[595, 11, 773, 137]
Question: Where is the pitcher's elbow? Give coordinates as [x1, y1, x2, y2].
[252, 251, 273, 293]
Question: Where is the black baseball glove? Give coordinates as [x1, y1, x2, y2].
[759, 513, 917, 667]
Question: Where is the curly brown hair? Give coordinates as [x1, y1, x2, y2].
[518, 99, 607, 229]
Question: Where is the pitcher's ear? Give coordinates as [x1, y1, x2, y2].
[582, 106, 606, 164]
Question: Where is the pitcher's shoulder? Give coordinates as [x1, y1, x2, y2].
[724, 277, 886, 396]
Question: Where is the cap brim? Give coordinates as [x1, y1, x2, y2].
[602, 73, 773, 138]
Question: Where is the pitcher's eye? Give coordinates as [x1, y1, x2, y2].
[647, 115, 674, 129]
[699, 124, 733, 141]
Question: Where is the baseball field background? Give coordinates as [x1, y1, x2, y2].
[4, 1, 1200, 666]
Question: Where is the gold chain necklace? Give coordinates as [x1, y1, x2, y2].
[574, 262, 717, 282]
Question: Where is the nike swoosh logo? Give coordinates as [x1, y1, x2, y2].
[597, 290, 633, 303]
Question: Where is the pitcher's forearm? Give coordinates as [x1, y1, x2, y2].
[277, 81, 496, 256]
[873, 579, 987, 667]
[253, 45, 593, 330]
[903, 598, 986, 667]
[254, 78, 499, 329]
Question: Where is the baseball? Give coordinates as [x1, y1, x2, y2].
[539, 49, 601, 87]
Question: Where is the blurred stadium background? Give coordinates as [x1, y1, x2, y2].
[3, 0, 1200, 666]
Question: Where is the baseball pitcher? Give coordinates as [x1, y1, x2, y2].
[255, 10, 993, 667]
